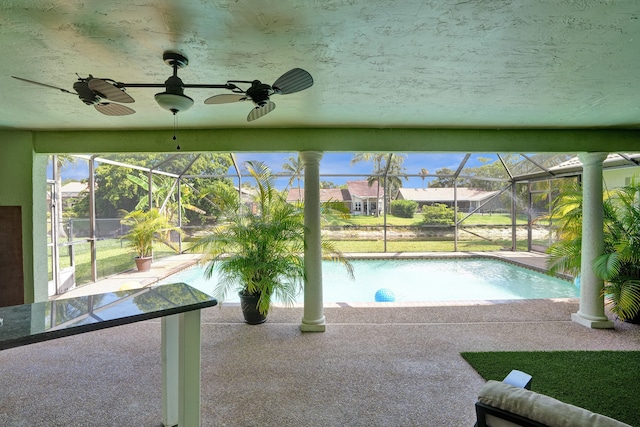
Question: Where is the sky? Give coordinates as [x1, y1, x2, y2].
[53, 152, 502, 189]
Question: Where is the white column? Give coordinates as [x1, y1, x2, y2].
[571, 152, 614, 329]
[162, 315, 179, 426]
[300, 151, 326, 332]
[162, 310, 203, 426]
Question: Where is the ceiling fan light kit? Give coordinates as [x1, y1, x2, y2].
[154, 92, 194, 114]
[154, 52, 194, 114]
[11, 51, 313, 122]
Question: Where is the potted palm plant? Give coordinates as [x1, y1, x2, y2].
[191, 161, 353, 324]
[547, 179, 640, 323]
[592, 180, 640, 323]
[120, 208, 182, 272]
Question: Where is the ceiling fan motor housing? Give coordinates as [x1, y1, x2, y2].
[155, 68, 194, 113]
[164, 75, 187, 96]
[74, 80, 100, 105]
[246, 80, 271, 106]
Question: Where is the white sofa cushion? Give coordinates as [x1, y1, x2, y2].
[478, 380, 632, 427]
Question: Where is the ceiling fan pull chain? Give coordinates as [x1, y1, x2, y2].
[173, 113, 180, 150]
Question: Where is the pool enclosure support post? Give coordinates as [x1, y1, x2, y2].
[88, 156, 98, 283]
[454, 181, 458, 251]
[511, 182, 517, 251]
[572, 152, 614, 329]
[300, 151, 326, 332]
[162, 310, 202, 427]
[527, 182, 532, 252]
[177, 177, 182, 253]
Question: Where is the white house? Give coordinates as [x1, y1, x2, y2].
[285, 181, 383, 216]
[346, 181, 383, 216]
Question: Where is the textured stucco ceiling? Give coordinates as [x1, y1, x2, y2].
[1, 1, 639, 131]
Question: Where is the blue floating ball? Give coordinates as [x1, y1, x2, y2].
[375, 288, 396, 302]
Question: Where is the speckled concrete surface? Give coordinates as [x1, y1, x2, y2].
[1, 300, 638, 427]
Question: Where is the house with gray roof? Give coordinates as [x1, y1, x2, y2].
[395, 187, 500, 213]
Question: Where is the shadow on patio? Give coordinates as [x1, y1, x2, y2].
[1, 298, 639, 426]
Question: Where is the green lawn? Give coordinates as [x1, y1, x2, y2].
[461, 351, 640, 426]
[52, 232, 534, 285]
[56, 239, 178, 285]
[331, 239, 528, 253]
[337, 213, 529, 226]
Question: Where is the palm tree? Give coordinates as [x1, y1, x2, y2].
[351, 153, 387, 217]
[546, 179, 640, 322]
[51, 154, 76, 239]
[383, 155, 408, 203]
[282, 155, 303, 202]
[191, 161, 353, 319]
[126, 173, 206, 226]
[352, 153, 407, 216]
[419, 168, 429, 189]
[546, 181, 584, 276]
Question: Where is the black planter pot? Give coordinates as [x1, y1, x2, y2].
[626, 310, 640, 324]
[239, 292, 267, 325]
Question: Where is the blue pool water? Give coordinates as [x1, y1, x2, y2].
[157, 258, 579, 304]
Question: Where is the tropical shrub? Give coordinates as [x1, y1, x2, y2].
[422, 203, 455, 225]
[390, 200, 418, 218]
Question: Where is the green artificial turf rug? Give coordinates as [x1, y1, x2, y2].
[461, 350, 640, 426]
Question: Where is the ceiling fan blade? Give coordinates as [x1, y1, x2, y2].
[247, 101, 275, 122]
[204, 94, 247, 104]
[11, 76, 75, 94]
[272, 68, 313, 95]
[94, 103, 135, 116]
[88, 78, 135, 103]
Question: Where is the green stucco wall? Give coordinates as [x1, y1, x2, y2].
[0, 131, 47, 303]
[31, 128, 640, 154]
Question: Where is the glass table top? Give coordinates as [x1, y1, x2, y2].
[0, 283, 217, 351]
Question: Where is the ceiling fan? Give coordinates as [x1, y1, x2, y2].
[11, 51, 313, 122]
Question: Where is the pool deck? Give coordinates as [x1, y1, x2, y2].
[51, 250, 555, 300]
[3, 251, 638, 426]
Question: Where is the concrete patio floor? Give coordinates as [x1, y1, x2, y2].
[2, 252, 638, 426]
[1, 301, 639, 425]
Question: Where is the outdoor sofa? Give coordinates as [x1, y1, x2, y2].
[474, 370, 632, 427]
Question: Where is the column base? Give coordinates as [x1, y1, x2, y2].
[300, 316, 326, 332]
[571, 312, 614, 329]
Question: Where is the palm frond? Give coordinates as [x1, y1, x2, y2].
[604, 280, 640, 321]
[549, 176, 640, 321]
[190, 162, 353, 316]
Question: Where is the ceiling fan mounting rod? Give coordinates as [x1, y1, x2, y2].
[227, 79, 258, 85]
[119, 52, 240, 91]
[118, 82, 237, 90]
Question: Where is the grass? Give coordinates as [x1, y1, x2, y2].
[52, 233, 533, 285]
[335, 213, 529, 226]
[330, 239, 530, 252]
[56, 239, 179, 285]
[461, 351, 640, 426]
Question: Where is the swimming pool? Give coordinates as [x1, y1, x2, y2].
[157, 258, 579, 304]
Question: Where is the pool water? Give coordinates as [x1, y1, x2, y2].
[157, 258, 579, 304]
